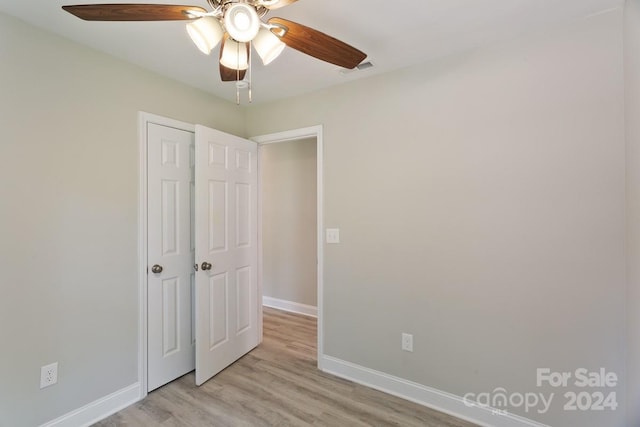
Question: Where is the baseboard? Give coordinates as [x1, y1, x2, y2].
[321, 356, 549, 427]
[40, 383, 140, 427]
[263, 296, 317, 318]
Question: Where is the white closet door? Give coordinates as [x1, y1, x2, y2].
[147, 123, 196, 391]
[194, 125, 259, 386]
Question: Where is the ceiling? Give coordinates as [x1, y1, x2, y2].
[0, 0, 624, 104]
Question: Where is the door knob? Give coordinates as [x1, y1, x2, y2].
[201, 262, 212, 271]
[151, 264, 163, 274]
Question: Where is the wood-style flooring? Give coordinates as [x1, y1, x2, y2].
[94, 307, 477, 426]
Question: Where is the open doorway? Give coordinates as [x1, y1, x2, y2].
[260, 137, 317, 316]
[253, 126, 324, 367]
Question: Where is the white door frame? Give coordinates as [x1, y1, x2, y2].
[137, 112, 195, 399]
[138, 117, 323, 399]
[251, 125, 325, 369]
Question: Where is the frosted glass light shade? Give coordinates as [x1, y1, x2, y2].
[220, 38, 249, 70]
[224, 3, 260, 43]
[252, 28, 285, 65]
[186, 17, 223, 55]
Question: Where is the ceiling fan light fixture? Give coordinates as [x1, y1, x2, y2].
[220, 38, 249, 70]
[224, 3, 260, 43]
[252, 28, 285, 65]
[186, 17, 223, 54]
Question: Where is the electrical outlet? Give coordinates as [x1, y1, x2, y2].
[402, 333, 413, 352]
[40, 362, 58, 389]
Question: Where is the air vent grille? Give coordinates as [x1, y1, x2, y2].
[339, 61, 374, 76]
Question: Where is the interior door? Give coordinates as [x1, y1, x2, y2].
[147, 123, 196, 391]
[194, 125, 259, 385]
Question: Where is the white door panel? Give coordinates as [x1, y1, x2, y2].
[147, 123, 195, 391]
[195, 125, 258, 386]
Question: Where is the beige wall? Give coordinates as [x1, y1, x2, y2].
[247, 10, 626, 427]
[260, 139, 317, 307]
[625, 1, 640, 426]
[0, 12, 244, 427]
[0, 5, 633, 427]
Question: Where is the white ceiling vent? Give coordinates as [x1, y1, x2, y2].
[339, 61, 374, 76]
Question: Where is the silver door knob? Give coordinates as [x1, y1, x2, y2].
[201, 262, 212, 271]
[151, 264, 163, 274]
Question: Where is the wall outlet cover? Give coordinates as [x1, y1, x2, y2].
[40, 362, 58, 389]
[402, 333, 414, 352]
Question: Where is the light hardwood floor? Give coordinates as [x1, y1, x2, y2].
[94, 307, 477, 426]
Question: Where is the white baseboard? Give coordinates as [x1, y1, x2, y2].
[321, 356, 549, 427]
[263, 296, 317, 318]
[40, 383, 140, 427]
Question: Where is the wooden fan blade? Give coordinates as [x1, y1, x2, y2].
[262, 0, 298, 10]
[220, 64, 247, 82]
[219, 37, 248, 82]
[62, 4, 207, 21]
[268, 17, 366, 69]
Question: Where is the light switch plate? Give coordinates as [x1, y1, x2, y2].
[326, 228, 340, 244]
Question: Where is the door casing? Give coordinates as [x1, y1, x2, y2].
[251, 126, 324, 369]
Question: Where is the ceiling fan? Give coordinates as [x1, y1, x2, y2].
[62, 0, 367, 101]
